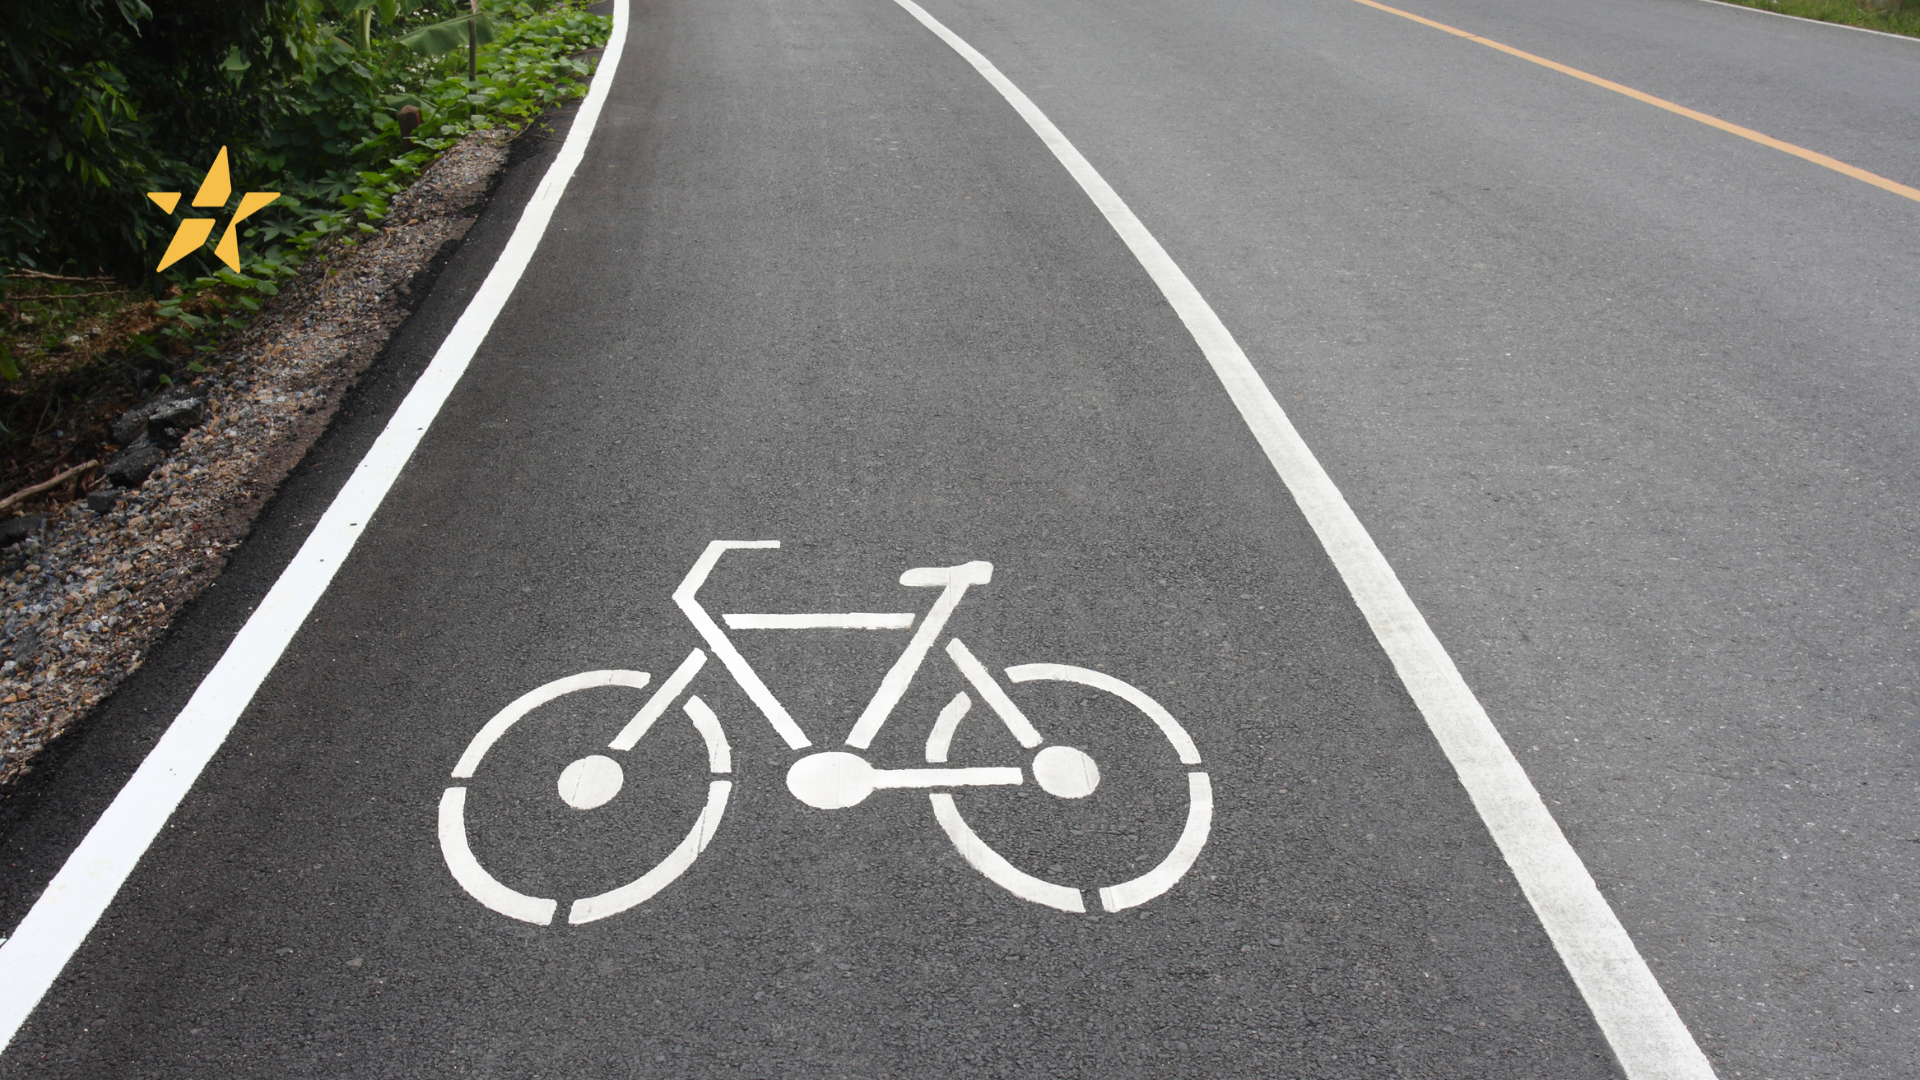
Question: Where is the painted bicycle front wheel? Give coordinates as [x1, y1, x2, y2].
[932, 663, 1211, 914]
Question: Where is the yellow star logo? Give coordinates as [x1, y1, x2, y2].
[146, 147, 280, 273]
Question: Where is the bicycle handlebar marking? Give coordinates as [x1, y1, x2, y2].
[440, 542, 1213, 923]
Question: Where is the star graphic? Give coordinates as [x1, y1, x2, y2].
[146, 147, 279, 273]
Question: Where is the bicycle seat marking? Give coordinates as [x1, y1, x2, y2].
[440, 541, 1212, 925]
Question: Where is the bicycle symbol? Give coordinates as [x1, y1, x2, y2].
[439, 541, 1213, 925]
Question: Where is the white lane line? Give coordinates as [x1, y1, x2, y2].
[721, 612, 916, 629]
[0, 0, 633, 1051]
[885, 2, 1715, 1077]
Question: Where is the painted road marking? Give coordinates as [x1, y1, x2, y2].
[439, 788, 560, 925]
[567, 780, 733, 927]
[443, 545, 1214, 919]
[674, 541, 813, 750]
[444, 680, 737, 928]
[930, 795, 1087, 913]
[1031, 744, 1100, 799]
[882, 0, 1715, 1075]
[923, 691, 972, 763]
[784, 751, 1023, 810]
[1351, 0, 1920, 206]
[455, 669, 653, 779]
[609, 649, 707, 751]
[557, 754, 625, 810]
[0, 0, 634, 1051]
[844, 561, 995, 749]
[722, 612, 916, 629]
[945, 638, 1044, 748]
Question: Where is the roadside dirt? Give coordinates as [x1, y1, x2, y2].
[0, 127, 521, 787]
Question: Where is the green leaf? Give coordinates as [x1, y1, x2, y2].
[398, 12, 496, 57]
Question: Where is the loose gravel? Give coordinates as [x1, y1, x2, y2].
[0, 127, 517, 787]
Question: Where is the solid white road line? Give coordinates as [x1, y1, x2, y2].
[0, 0, 633, 1052]
[884, 1, 1716, 1077]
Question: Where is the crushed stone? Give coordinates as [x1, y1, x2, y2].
[0, 128, 517, 787]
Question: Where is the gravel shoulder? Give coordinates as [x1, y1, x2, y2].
[0, 128, 521, 788]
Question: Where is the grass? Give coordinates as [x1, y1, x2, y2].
[1708, 0, 1920, 37]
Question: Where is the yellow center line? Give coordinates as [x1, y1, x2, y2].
[1349, 0, 1920, 204]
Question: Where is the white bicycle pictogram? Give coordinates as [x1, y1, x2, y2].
[439, 541, 1212, 925]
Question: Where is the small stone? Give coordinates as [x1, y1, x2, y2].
[105, 439, 164, 488]
[0, 515, 47, 548]
[86, 489, 125, 515]
[111, 385, 199, 445]
[7, 626, 40, 662]
[346, 957, 363, 968]
[146, 398, 205, 448]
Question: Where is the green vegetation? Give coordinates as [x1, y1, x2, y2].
[1712, 0, 1920, 38]
[0, 0, 607, 491]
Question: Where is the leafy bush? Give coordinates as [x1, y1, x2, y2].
[151, 0, 608, 346]
[0, 0, 327, 281]
[0, 0, 606, 475]
[0, 0, 605, 285]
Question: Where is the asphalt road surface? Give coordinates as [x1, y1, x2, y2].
[2, 0, 1916, 1077]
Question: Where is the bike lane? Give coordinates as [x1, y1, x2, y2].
[4, 0, 1623, 1075]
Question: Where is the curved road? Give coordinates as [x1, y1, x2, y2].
[1, 0, 1915, 1077]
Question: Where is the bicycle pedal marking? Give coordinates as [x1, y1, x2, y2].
[440, 542, 1214, 924]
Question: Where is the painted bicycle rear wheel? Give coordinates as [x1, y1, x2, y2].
[438, 662, 732, 926]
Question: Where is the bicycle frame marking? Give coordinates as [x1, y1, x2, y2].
[722, 613, 915, 630]
[442, 541, 1213, 924]
[677, 542, 999, 753]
